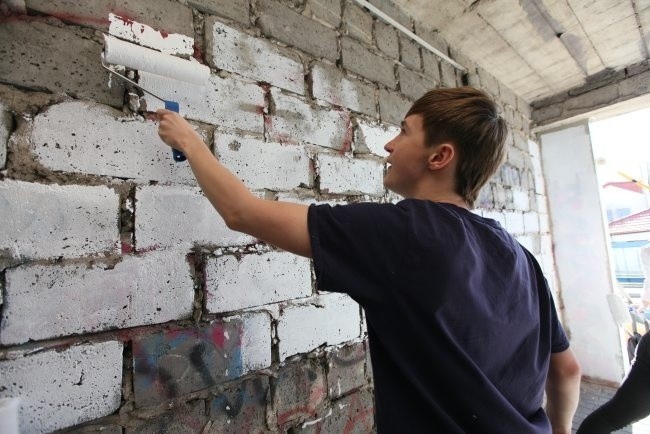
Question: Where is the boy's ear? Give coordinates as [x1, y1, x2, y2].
[428, 143, 456, 170]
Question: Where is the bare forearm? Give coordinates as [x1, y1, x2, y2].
[546, 378, 580, 433]
[545, 350, 581, 433]
[181, 135, 256, 227]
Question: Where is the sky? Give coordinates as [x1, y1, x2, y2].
[590, 107, 650, 185]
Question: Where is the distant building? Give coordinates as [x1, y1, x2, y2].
[609, 208, 650, 295]
[602, 181, 649, 221]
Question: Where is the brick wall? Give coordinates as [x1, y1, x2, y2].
[0, 0, 548, 432]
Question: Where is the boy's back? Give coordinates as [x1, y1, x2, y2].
[308, 199, 569, 433]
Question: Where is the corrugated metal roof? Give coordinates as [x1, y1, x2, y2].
[609, 208, 650, 235]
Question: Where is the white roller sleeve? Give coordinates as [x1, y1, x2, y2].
[102, 35, 210, 85]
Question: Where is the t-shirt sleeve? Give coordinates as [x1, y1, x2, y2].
[548, 285, 570, 353]
[308, 202, 408, 304]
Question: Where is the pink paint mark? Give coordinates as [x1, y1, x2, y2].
[159, 29, 169, 38]
[255, 105, 265, 115]
[115, 13, 135, 28]
[210, 324, 226, 349]
[192, 45, 204, 63]
[121, 241, 134, 254]
[343, 407, 374, 434]
[135, 244, 160, 254]
[260, 83, 271, 92]
[337, 109, 353, 155]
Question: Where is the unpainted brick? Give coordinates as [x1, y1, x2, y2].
[565, 84, 619, 114]
[274, 358, 327, 428]
[214, 133, 312, 190]
[398, 66, 436, 101]
[187, 0, 250, 25]
[304, 0, 342, 29]
[421, 51, 442, 84]
[208, 376, 269, 433]
[0, 180, 119, 260]
[619, 70, 650, 98]
[0, 341, 123, 433]
[24, 0, 193, 34]
[531, 104, 563, 125]
[312, 62, 377, 116]
[0, 104, 11, 169]
[1, 250, 194, 345]
[375, 20, 399, 59]
[378, 87, 411, 125]
[414, 24, 449, 55]
[206, 19, 304, 94]
[0, 21, 124, 107]
[326, 342, 367, 399]
[296, 388, 375, 433]
[341, 37, 396, 88]
[369, 0, 412, 29]
[127, 400, 207, 434]
[343, 1, 374, 45]
[258, 0, 338, 61]
[440, 61, 458, 87]
[399, 35, 421, 71]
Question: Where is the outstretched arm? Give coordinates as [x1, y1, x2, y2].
[545, 348, 581, 434]
[157, 109, 311, 258]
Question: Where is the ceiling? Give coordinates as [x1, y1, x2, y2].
[391, 0, 650, 103]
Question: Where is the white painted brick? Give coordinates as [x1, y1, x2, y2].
[135, 185, 254, 251]
[239, 312, 273, 371]
[0, 341, 122, 433]
[1, 250, 193, 345]
[206, 251, 312, 313]
[277, 293, 361, 360]
[268, 91, 352, 151]
[30, 101, 197, 184]
[140, 72, 264, 133]
[0, 180, 119, 259]
[512, 187, 530, 211]
[504, 211, 525, 234]
[312, 62, 376, 115]
[0, 103, 10, 169]
[541, 233, 553, 256]
[318, 153, 384, 196]
[354, 119, 398, 157]
[536, 193, 548, 214]
[481, 210, 506, 227]
[523, 211, 540, 233]
[539, 212, 550, 233]
[214, 133, 311, 190]
[206, 19, 304, 94]
[276, 193, 346, 206]
[516, 234, 533, 252]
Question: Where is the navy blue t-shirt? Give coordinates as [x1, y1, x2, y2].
[307, 199, 569, 433]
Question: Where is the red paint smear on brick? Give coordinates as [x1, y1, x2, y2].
[135, 244, 160, 254]
[192, 45, 204, 63]
[260, 83, 271, 92]
[0, 10, 109, 27]
[255, 105, 265, 115]
[121, 241, 134, 254]
[343, 407, 374, 434]
[159, 29, 169, 38]
[337, 110, 353, 155]
[211, 324, 226, 349]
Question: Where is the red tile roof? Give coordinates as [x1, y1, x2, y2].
[603, 181, 644, 194]
[609, 208, 650, 235]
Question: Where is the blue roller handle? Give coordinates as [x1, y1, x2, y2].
[164, 100, 187, 162]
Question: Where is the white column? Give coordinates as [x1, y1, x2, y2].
[540, 122, 624, 382]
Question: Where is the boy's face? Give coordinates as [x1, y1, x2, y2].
[383, 114, 431, 197]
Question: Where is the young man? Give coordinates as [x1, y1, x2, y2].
[157, 87, 581, 433]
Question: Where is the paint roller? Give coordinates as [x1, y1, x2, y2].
[100, 34, 210, 162]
